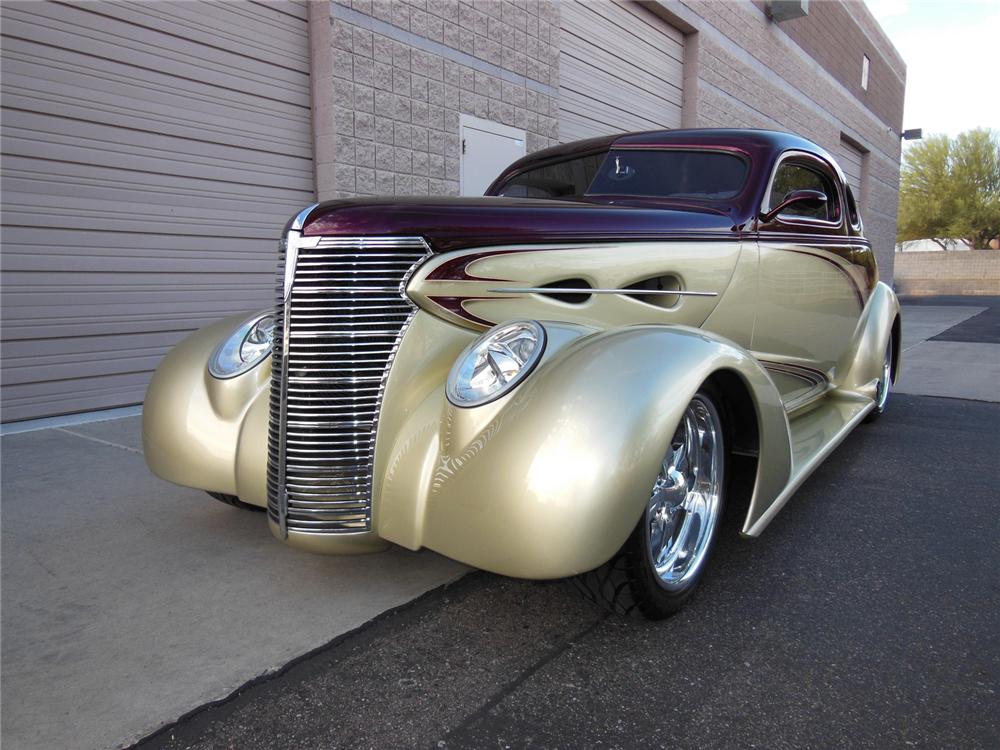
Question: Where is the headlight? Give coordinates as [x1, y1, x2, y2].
[208, 312, 275, 379]
[446, 320, 546, 407]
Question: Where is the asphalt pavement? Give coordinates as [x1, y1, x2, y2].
[135, 393, 1000, 750]
[132, 298, 1000, 750]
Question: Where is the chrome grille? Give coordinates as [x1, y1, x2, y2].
[267, 236, 430, 534]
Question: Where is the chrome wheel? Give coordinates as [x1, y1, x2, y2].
[645, 395, 724, 592]
[875, 337, 892, 411]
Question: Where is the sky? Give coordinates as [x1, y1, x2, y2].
[866, 0, 1000, 141]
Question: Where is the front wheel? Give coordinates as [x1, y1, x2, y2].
[574, 387, 727, 619]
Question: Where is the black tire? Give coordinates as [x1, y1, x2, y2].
[206, 491, 265, 512]
[574, 386, 728, 620]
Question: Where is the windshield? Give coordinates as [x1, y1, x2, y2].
[496, 149, 749, 201]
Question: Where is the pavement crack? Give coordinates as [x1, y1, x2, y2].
[435, 612, 610, 746]
[55, 427, 142, 455]
[24, 546, 59, 578]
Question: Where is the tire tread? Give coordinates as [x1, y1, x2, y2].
[572, 547, 640, 617]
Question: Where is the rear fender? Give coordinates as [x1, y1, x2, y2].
[835, 281, 901, 397]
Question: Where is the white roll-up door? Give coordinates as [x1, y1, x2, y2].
[1, 0, 314, 422]
[559, 0, 684, 143]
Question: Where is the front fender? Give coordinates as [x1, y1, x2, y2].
[142, 312, 271, 507]
[376, 320, 790, 579]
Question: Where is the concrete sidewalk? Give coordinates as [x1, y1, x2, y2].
[1, 417, 466, 750]
[896, 298, 1000, 402]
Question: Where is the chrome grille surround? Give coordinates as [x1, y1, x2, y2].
[267, 229, 431, 536]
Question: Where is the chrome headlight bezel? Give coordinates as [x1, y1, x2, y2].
[208, 312, 275, 379]
[446, 320, 547, 407]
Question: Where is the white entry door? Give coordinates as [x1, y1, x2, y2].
[459, 115, 526, 196]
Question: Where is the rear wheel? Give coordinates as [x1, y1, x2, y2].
[206, 491, 264, 512]
[574, 387, 727, 619]
[865, 332, 893, 422]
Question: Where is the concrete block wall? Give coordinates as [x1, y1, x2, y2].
[894, 251, 1000, 296]
[312, 0, 560, 200]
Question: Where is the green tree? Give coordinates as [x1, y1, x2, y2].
[897, 128, 1000, 249]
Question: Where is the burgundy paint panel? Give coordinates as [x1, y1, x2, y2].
[301, 196, 739, 252]
[425, 295, 514, 327]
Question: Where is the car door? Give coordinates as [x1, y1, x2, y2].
[752, 151, 869, 407]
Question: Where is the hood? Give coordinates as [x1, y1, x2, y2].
[301, 197, 741, 253]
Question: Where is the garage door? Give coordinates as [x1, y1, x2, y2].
[0, 0, 314, 422]
[559, 0, 684, 143]
[839, 137, 865, 203]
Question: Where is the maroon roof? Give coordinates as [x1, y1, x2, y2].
[486, 128, 845, 224]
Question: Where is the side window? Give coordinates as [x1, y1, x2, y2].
[768, 161, 840, 222]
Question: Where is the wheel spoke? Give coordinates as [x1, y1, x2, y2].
[670, 434, 687, 476]
[649, 514, 665, 555]
[657, 508, 694, 571]
[684, 411, 699, 487]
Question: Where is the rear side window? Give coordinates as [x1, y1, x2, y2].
[845, 184, 861, 228]
[767, 161, 840, 222]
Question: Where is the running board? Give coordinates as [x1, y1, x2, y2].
[742, 392, 874, 537]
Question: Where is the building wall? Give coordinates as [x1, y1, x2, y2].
[753, 0, 906, 131]
[312, 0, 561, 201]
[0, 0, 906, 422]
[315, 0, 904, 281]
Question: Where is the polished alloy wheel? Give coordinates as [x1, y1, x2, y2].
[875, 337, 892, 411]
[645, 395, 724, 592]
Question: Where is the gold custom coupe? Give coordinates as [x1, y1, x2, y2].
[144, 129, 899, 619]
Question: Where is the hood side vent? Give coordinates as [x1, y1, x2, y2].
[623, 275, 682, 308]
[538, 278, 593, 304]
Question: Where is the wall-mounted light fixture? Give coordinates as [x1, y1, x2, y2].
[767, 0, 809, 22]
[901, 128, 923, 141]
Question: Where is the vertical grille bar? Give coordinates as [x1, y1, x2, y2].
[267, 235, 430, 535]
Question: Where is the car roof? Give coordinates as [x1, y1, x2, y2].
[490, 128, 847, 221]
[501, 128, 839, 176]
